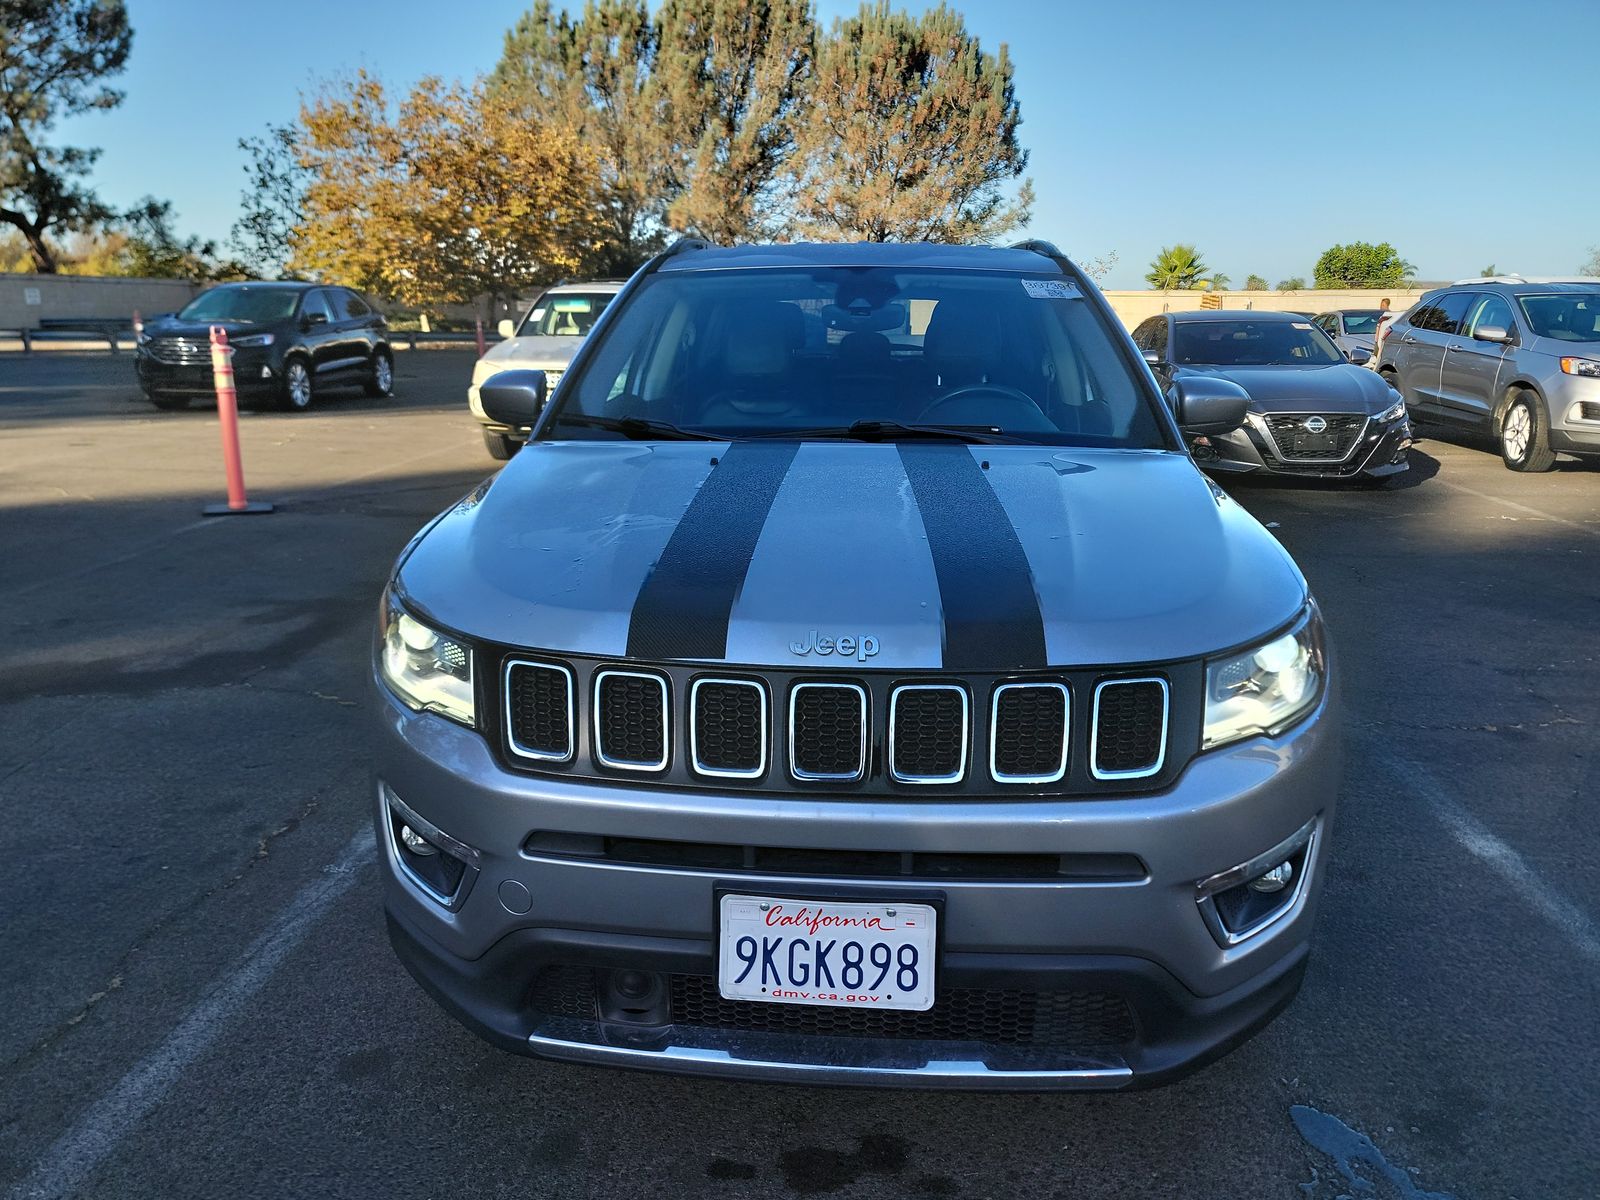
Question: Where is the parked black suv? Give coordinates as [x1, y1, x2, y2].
[136, 282, 393, 412]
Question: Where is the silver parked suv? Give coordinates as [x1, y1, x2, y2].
[1375, 276, 1600, 471]
[373, 240, 1341, 1089]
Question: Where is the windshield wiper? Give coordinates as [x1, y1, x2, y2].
[745, 420, 1018, 444]
[550, 414, 722, 441]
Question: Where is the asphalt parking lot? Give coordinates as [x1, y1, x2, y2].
[2, 351, 1596, 1200]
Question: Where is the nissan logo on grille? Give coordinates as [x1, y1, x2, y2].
[1303, 415, 1328, 434]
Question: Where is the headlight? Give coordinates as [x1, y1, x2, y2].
[1374, 396, 1406, 423]
[379, 592, 475, 726]
[1202, 605, 1326, 750]
[1560, 357, 1600, 378]
[231, 332, 275, 348]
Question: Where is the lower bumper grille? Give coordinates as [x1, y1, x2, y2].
[529, 966, 1137, 1048]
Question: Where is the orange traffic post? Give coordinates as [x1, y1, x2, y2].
[202, 325, 274, 516]
[475, 315, 487, 358]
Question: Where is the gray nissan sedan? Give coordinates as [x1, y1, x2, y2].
[372, 240, 1341, 1090]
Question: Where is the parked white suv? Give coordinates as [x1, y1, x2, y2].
[468, 281, 624, 459]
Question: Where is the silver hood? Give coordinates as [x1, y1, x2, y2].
[398, 442, 1307, 670]
[478, 334, 586, 370]
[1177, 363, 1395, 414]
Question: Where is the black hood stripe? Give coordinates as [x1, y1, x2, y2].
[626, 441, 801, 660]
[897, 444, 1047, 671]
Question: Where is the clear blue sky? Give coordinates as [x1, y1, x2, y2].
[57, 0, 1600, 289]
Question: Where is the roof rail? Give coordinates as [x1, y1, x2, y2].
[1452, 274, 1527, 285]
[663, 236, 714, 258]
[1008, 239, 1068, 261]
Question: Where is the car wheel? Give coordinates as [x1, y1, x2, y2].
[147, 393, 191, 411]
[364, 348, 394, 398]
[483, 429, 518, 461]
[1379, 369, 1412, 417]
[1499, 391, 1555, 472]
[279, 358, 313, 412]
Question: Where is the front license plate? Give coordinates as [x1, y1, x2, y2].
[717, 894, 937, 1011]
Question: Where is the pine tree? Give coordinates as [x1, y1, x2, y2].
[793, 3, 1031, 243]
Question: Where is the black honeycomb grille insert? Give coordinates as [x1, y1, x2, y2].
[890, 687, 966, 781]
[992, 685, 1068, 780]
[505, 662, 572, 759]
[790, 685, 865, 779]
[595, 672, 667, 768]
[693, 681, 764, 775]
[525, 967, 1136, 1049]
[1262, 413, 1367, 461]
[1093, 680, 1166, 776]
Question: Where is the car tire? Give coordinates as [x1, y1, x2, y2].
[147, 393, 191, 411]
[363, 348, 394, 398]
[1379, 369, 1412, 417]
[483, 429, 518, 461]
[1499, 390, 1555, 473]
[279, 358, 314, 412]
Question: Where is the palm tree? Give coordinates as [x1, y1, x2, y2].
[1145, 244, 1209, 290]
[1204, 272, 1231, 292]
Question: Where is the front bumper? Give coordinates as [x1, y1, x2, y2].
[374, 683, 1340, 1089]
[136, 350, 278, 395]
[1201, 413, 1411, 480]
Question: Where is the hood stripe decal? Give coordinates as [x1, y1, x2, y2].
[897, 444, 1047, 671]
[626, 441, 801, 661]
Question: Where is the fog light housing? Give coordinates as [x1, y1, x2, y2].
[382, 784, 480, 910]
[1195, 818, 1318, 947]
[599, 969, 669, 1026]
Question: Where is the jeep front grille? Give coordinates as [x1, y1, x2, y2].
[505, 660, 573, 761]
[492, 651, 1185, 797]
[991, 682, 1069, 783]
[789, 683, 867, 781]
[690, 678, 766, 778]
[889, 685, 968, 784]
[593, 669, 668, 771]
[1090, 678, 1168, 779]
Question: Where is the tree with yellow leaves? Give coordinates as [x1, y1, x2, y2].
[294, 73, 611, 308]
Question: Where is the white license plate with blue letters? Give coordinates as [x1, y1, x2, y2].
[717, 894, 937, 1011]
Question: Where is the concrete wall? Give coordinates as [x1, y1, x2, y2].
[1102, 288, 1425, 329]
[0, 274, 204, 330]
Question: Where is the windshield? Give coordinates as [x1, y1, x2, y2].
[546, 267, 1167, 448]
[1337, 311, 1382, 335]
[516, 292, 615, 337]
[178, 287, 300, 324]
[1517, 293, 1600, 342]
[1172, 319, 1344, 367]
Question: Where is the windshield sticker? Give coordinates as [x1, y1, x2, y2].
[1292, 321, 1313, 329]
[529, 308, 546, 320]
[1021, 279, 1082, 301]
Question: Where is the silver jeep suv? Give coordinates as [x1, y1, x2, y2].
[1375, 277, 1600, 471]
[373, 240, 1341, 1090]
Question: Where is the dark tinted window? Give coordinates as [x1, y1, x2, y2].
[1517, 293, 1600, 341]
[553, 267, 1167, 447]
[1131, 318, 1166, 353]
[1170, 319, 1343, 366]
[337, 291, 371, 318]
[1407, 296, 1447, 332]
[301, 291, 336, 322]
[177, 286, 300, 324]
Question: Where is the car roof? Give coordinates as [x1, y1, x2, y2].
[656, 241, 1067, 274]
[1166, 309, 1308, 323]
[1439, 279, 1600, 295]
[1318, 308, 1383, 315]
[211, 280, 315, 290]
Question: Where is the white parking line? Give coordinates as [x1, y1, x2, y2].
[1435, 478, 1599, 539]
[1368, 740, 1600, 967]
[7, 827, 375, 1200]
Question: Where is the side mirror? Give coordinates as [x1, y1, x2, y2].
[1472, 325, 1512, 344]
[302, 311, 328, 327]
[1171, 377, 1250, 436]
[497, 318, 516, 340]
[478, 369, 548, 428]
[1141, 349, 1166, 368]
[1347, 348, 1369, 364]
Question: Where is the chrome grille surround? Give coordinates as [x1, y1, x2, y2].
[592, 668, 670, 772]
[888, 684, 969, 785]
[146, 336, 211, 365]
[788, 682, 868, 782]
[503, 658, 575, 763]
[689, 677, 768, 780]
[1090, 677, 1170, 781]
[989, 682, 1070, 784]
[1254, 412, 1370, 464]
